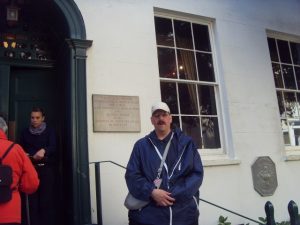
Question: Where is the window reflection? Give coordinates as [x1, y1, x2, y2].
[198, 85, 217, 115]
[157, 47, 177, 78]
[196, 52, 215, 82]
[177, 49, 197, 80]
[178, 83, 198, 114]
[154, 17, 174, 47]
[276, 91, 285, 116]
[193, 23, 211, 52]
[291, 42, 300, 65]
[160, 82, 179, 114]
[295, 67, 300, 89]
[272, 63, 283, 88]
[277, 40, 292, 64]
[201, 117, 220, 149]
[174, 20, 193, 49]
[182, 116, 202, 148]
[267, 38, 279, 62]
[282, 65, 296, 89]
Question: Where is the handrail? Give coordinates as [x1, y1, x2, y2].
[89, 160, 264, 225]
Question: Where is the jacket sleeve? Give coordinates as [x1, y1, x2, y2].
[125, 141, 156, 201]
[170, 141, 204, 202]
[18, 146, 39, 194]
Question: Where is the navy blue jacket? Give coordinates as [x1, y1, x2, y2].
[125, 128, 204, 225]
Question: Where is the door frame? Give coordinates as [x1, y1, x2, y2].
[0, 1, 92, 224]
[54, 1, 93, 225]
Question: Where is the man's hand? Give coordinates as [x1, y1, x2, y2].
[33, 149, 46, 161]
[151, 189, 175, 206]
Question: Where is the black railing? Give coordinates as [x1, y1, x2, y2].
[89, 161, 300, 225]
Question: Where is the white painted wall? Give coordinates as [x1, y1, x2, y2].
[75, 0, 300, 224]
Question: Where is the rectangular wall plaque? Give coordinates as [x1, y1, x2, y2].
[92, 94, 141, 132]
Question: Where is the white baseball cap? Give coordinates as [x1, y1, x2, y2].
[151, 102, 170, 115]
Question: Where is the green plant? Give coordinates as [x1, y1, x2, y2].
[218, 215, 250, 225]
[218, 215, 231, 225]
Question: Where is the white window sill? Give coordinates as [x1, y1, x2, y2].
[201, 154, 241, 167]
[284, 147, 300, 161]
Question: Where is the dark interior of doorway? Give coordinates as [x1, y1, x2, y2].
[1, 1, 73, 224]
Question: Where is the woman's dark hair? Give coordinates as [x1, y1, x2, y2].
[31, 107, 45, 117]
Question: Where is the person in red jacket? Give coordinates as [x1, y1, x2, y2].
[0, 116, 39, 225]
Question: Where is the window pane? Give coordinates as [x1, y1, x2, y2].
[272, 63, 283, 88]
[182, 116, 201, 148]
[157, 47, 177, 78]
[277, 91, 285, 117]
[291, 42, 300, 65]
[293, 128, 300, 146]
[277, 40, 292, 63]
[267, 38, 279, 62]
[282, 65, 296, 89]
[171, 116, 180, 129]
[196, 52, 215, 82]
[198, 85, 217, 115]
[296, 93, 300, 119]
[283, 92, 297, 119]
[177, 49, 197, 80]
[295, 67, 300, 90]
[201, 117, 221, 149]
[193, 23, 211, 52]
[154, 17, 174, 47]
[160, 82, 179, 114]
[178, 83, 198, 114]
[174, 20, 193, 49]
[281, 119, 290, 145]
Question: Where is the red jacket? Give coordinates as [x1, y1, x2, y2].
[0, 130, 39, 223]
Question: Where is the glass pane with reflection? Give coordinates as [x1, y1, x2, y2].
[177, 49, 197, 80]
[277, 91, 285, 117]
[283, 92, 297, 119]
[178, 83, 198, 115]
[193, 23, 211, 52]
[282, 65, 296, 90]
[277, 40, 292, 64]
[182, 116, 201, 148]
[267, 38, 279, 62]
[174, 20, 193, 49]
[295, 67, 300, 90]
[201, 117, 221, 149]
[160, 82, 179, 114]
[198, 85, 217, 115]
[171, 116, 180, 130]
[291, 42, 300, 65]
[281, 119, 290, 145]
[196, 52, 215, 82]
[157, 47, 177, 78]
[272, 63, 283, 88]
[154, 17, 174, 47]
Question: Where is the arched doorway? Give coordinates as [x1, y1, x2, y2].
[0, 1, 92, 225]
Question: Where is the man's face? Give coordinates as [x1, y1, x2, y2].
[30, 111, 44, 128]
[151, 110, 172, 133]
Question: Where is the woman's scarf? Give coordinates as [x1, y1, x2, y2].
[29, 122, 46, 135]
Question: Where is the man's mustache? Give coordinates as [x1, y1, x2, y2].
[157, 120, 166, 125]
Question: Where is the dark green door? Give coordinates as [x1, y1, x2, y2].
[9, 66, 65, 225]
[9, 66, 59, 141]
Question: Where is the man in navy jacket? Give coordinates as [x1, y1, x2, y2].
[125, 102, 204, 225]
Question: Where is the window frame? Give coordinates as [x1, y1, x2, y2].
[267, 30, 300, 160]
[154, 8, 238, 165]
